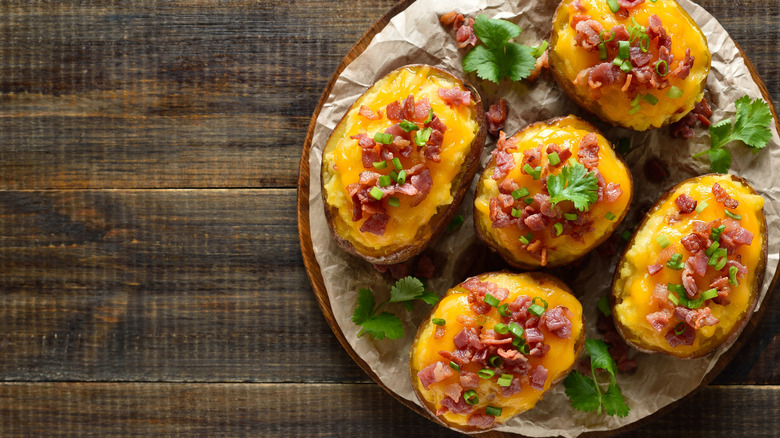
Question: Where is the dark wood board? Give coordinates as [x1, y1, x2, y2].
[298, 0, 780, 436]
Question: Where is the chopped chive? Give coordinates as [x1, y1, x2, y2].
[508, 322, 525, 339]
[532, 40, 549, 58]
[548, 152, 561, 166]
[630, 95, 642, 107]
[519, 232, 534, 245]
[554, 222, 563, 236]
[449, 361, 460, 372]
[606, 211, 617, 221]
[489, 355, 503, 367]
[464, 390, 479, 405]
[498, 303, 512, 317]
[643, 93, 659, 105]
[476, 314, 487, 325]
[621, 230, 632, 241]
[524, 198, 534, 205]
[432, 318, 446, 326]
[564, 213, 578, 221]
[374, 132, 393, 144]
[620, 59, 632, 73]
[655, 59, 669, 76]
[389, 170, 398, 181]
[701, 288, 718, 301]
[618, 137, 631, 155]
[600, 29, 616, 42]
[396, 169, 407, 185]
[497, 374, 513, 387]
[484, 293, 501, 308]
[667, 292, 679, 306]
[369, 186, 383, 201]
[667, 86, 684, 99]
[478, 369, 495, 379]
[667, 283, 685, 295]
[528, 297, 548, 316]
[628, 105, 642, 115]
[378, 175, 393, 187]
[597, 296, 612, 317]
[522, 163, 535, 175]
[714, 256, 728, 271]
[494, 323, 509, 335]
[729, 266, 739, 286]
[446, 215, 464, 231]
[656, 235, 671, 248]
[424, 108, 433, 124]
[512, 336, 525, 349]
[705, 241, 720, 256]
[618, 40, 630, 59]
[695, 200, 708, 213]
[533, 166, 542, 180]
[639, 34, 650, 52]
[598, 42, 608, 60]
[613, 57, 624, 67]
[724, 210, 742, 220]
[710, 225, 726, 242]
[485, 406, 503, 417]
[414, 127, 432, 147]
[511, 208, 523, 218]
[399, 120, 419, 132]
[391, 157, 402, 170]
[372, 161, 388, 170]
[674, 322, 686, 335]
[606, 0, 620, 13]
[512, 187, 530, 200]
[388, 196, 400, 207]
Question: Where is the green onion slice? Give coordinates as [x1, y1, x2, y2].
[600, 29, 616, 42]
[446, 215, 464, 231]
[532, 40, 549, 58]
[489, 355, 503, 367]
[399, 120, 418, 132]
[667, 292, 679, 306]
[476, 314, 487, 325]
[497, 374, 513, 387]
[396, 170, 407, 185]
[374, 132, 393, 144]
[449, 361, 460, 372]
[464, 390, 479, 405]
[478, 369, 495, 379]
[378, 175, 393, 187]
[714, 256, 728, 271]
[387, 196, 400, 207]
[618, 40, 630, 59]
[643, 93, 659, 105]
[705, 241, 720, 257]
[372, 161, 388, 170]
[484, 293, 500, 308]
[554, 222, 564, 236]
[524, 198, 534, 205]
[710, 225, 726, 242]
[432, 318, 446, 326]
[620, 59, 633, 73]
[528, 297, 549, 317]
[695, 200, 708, 213]
[498, 303, 512, 317]
[508, 322, 525, 338]
[424, 108, 434, 124]
[598, 42, 608, 61]
[667, 85, 684, 99]
[512, 187, 530, 200]
[656, 235, 671, 248]
[494, 323, 509, 335]
[606, 0, 620, 13]
[729, 265, 739, 286]
[639, 34, 650, 52]
[655, 59, 669, 76]
[369, 186, 383, 201]
[485, 406, 503, 417]
[564, 213, 578, 221]
[628, 105, 642, 115]
[606, 211, 616, 221]
[392, 157, 403, 170]
[674, 322, 686, 335]
[414, 127, 432, 147]
[511, 208, 523, 218]
[701, 288, 718, 301]
[548, 152, 561, 166]
[667, 283, 685, 295]
[724, 210, 742, 220]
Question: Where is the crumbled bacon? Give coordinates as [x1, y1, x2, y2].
[530, 365, 548, 390]
[546, 143, 572, 165]
[460, 371, 480, 389]
[681, 233, 708, 254]
[573, 17, 604, 50]
[358, 105, 381, 120]
[456, 18, 478, 48]
[647, 263, 663, 275]
[440, 11, 463, 28]
[385, 101, 402, 121]
[491, 148, 515, 181]
[360, 213, 389, 236]
[604, 182, 623, 202]
[675, 306, 719, 330]
[646, 310, 671, 332]
[665, 323, 695, 347]
[687, 251, 709, 277]
[528, 49, 549, 82]
[486, 98, 509, 136]
[671, 98, 712, 138]
[439, 395, 473, 415]
[673, 48, 694, 79]
[588, 62, 625, 89]
[524, 213, 547, 232]
[540, 306, 573, 339]
[438, 87, 472, 106]
[434, 325, 446, 339]
[710, 276, 731, 306]
[466, 413, 494, 429]
[444, 383, 463, 404]
[501, 375, 523, 396]
[681, 264, 698, 298]
[417, 361, 454, 389]
[648, 14, 672, 51]
[577, 132, 600, 169]
[675, 193, 698, 214]
[713, 183, 739, 209]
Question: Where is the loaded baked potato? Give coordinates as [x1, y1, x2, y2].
[321, 64, 486, 265]
[410, 271, 584, 432]
[474, 115, 632, 269]
[612, 174, 766, 358]
[549, 0, 711, 130]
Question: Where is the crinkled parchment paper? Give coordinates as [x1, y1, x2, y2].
[307, 0, 780, 436]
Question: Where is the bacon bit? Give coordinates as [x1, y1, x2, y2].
[671, 98, 713, 138]
[577, 132, 600, 169]
[647, 264, 663, 275]
[386, 101, 402, 121]
[681, 264, 698, 298]
[491, 149, 515, 181]
[456, 18, 478, 48]
[675, 194, 698, 214]
[713, 183, 739, 209]
[413, 97, 432, 123]
[681, 233, 709, 254]
[417, 361, 454, 390]
[498, 178, 520, 195]
[573, 68, 590, 86]
[467, 413, 494, 429]
[673, 48, 694, 79]
[665, 323, 695, 347]
[675, 306, 719, 330]
[438, 87, 472, 106]
[646, 310, 670, 332]
[621, 74, 632, 92]
[573, 17, 604, 50]
[439, 395, 474, 415]
[434, 325, 446, 339]
[528, 50, 549, 82]
[460, 371, 480, 389]
[540, 248, 548, 267]
[360, 213, 390, 236]
[444, 383, 463, 404]
[440, 11, 462, 27]
[486, 98, 509, 136]
[710, 276, 731, 306]
[604, 182, 623, 202]
[358, 105, 381, 120]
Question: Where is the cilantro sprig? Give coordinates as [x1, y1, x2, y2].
[693, 96, 772, 173]
[462, 15, 539, 84]
[352, 276, 439, 340]
[547, 161, 599, 212]
[564, 339, 630, 417]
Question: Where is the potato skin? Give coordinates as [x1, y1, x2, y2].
[410, 271, 585, 433]
[474, 115, 633, 269]
[549, 0, 711, 131]
[611, 174, 767, 358]
[321, 64, 486, 265]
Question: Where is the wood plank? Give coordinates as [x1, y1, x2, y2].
[0, 1, 777, 189]
[0, 382, 777, 437]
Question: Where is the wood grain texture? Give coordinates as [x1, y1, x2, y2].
[0, 383, 778, 437]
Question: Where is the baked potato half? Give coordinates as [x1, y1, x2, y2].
[321, 64, 486, 265]
[612, 174, 766, 358]
[410, 271, 585, 432]
[549, 0, 711, 131]
[474, 115, 632, 269]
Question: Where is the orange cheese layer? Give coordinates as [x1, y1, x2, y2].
[411, 272, 583, 427]
[474, 116, 631, 267]
[614, 175, 764, 357]
[322, 65, 479, 253]
[553, 0, 710, 130]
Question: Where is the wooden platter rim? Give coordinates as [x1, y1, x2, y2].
[296, 1, 780, 436]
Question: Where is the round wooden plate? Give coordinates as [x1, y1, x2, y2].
[297, 1, 780, 436]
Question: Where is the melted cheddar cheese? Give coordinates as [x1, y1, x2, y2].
[551, 0, 710, 130]
[321, 65, 479, 256]
[613, 175, 765, 357]
[474, 116, 632, 267]
[411, 272, 583, 428]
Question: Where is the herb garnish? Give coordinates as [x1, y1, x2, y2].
[352, 276, 439, 340]
[461, 15, 539, 84]
[563, 339, 630, 417]
[547, 162, 599, 212]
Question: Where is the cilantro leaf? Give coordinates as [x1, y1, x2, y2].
[586, 339, 617, 378]
[463, 45, 502, 84]
[503, 43, 537, 82]
[708, 147, 732, 174]
[564, 371, 602, 413]
[389, 276, 426, 303]
[603, 381, 630, 417]
[709, 118, 733, 150]
[360, 312, 404, 340]
[547, 162, 599, 211]
[473, 14, 521, 50]
[417, 291, 440, 306]
[352, 288, 375, 325]
[732, 95, 773, 150]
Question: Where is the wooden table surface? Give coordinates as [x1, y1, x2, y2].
[1, 1, 778, 436]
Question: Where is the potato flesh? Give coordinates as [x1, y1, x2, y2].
[322, 66, 479, 252]
[474, 116, 632, 266]
[552, 0, 710, 130]
[614, 175, 764, 356]
[411, 273, 583, 427]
